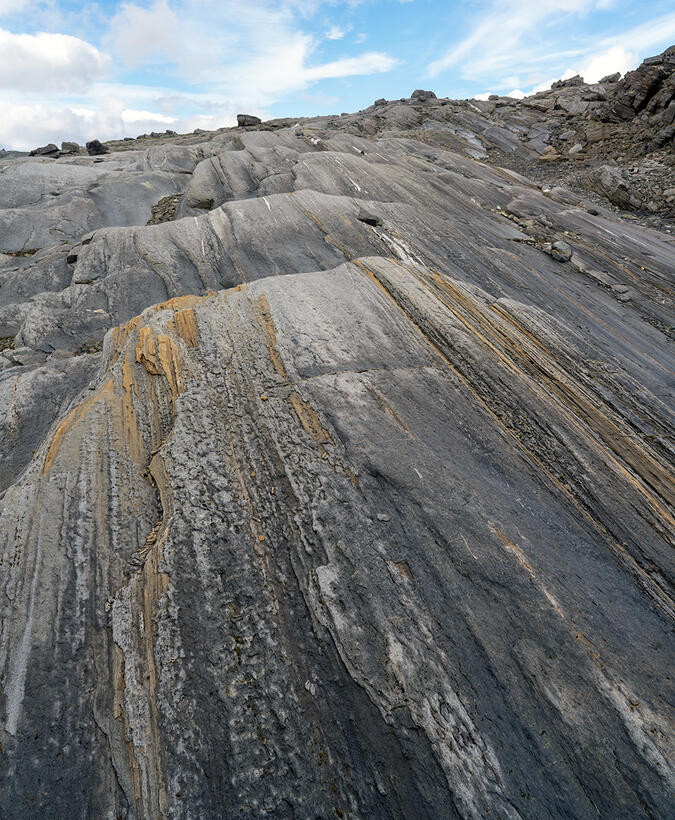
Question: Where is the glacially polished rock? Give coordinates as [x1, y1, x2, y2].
[0, 49, 674, 820]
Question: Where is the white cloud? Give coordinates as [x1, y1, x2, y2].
[0, 44, 398, 150]
[107, 0, 396, 98]
[121, 109, 176, 124]
[428, 2, 675, 88]
[0, 27, 110, 92]
[528, 20, 673, 93]
[429, 0, 675, 106]
[0, 77, 275, 150]
[0, 0, 398, 149]
[304, 52, 396, 81]
[326, 25, 344, 40]
[109, 0, 179, 67]
[506, 88, 525, 99]
[0, 97, 178, 151]
[591, 13, 675, 57]
[0, 0, 30, 15]
[428, 0, 593, 78]
[581, 45, 636, 82]
[532, 68, 577, 93]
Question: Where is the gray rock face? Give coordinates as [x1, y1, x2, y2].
[0, 52, 674, 819]
[0, 353, 99, 491]
[0, 145, 198, 252]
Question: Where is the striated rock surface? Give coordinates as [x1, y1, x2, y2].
[0, 50, 674, 819]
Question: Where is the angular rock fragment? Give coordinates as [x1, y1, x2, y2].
[411, 89, 437, 101]
[86, 138, 109, 155]
[552, 75, 584, 89]
[237, 113, 262, 127]
[551, 239, 572, 261]
[581, 164, 643, 209]
[29, 143, 58, 156]
[357, 208, 383, 226]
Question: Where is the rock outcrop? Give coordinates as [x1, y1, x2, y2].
[581, 163, 644, 209]
[609, 47, 675, 121]
[411, 89, 438, 101]
[0, 49, 673, 819]
[60, 141, 81, 155]
[28, 143, 59, 157]
[237, 114, 262, 127]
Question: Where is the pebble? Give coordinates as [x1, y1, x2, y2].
[551, 240, 572, 262]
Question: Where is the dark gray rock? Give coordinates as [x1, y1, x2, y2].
[60, 141, 80, 154]
[1, 248, 673, 818]
[237, 113, 262, 127]
[86, 139, 109, 156]
[647, 124, 675, 151]
[600, 72, 621, 83]
[608, 47, 675, 121]
[0, 352, 100, 486]
[411, 89, 437, 101]
[28, 143, 58, 157]
[581, 164, 643, 209]
[550, 239, 572, 261]
[585, 122, 608, 142]
[552, 75, 584, 89]
[357, 207, 383, 226]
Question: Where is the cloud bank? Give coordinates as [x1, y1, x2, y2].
[430, 1, 675, 99]
[1, 1, 673, 149]
[0, 0, 398, 148]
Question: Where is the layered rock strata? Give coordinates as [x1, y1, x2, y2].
[0, 49, 673, 820]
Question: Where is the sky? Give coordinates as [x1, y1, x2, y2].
[0, 0, 674, 150]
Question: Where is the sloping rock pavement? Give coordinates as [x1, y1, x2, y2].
[0, 49, 673, 819]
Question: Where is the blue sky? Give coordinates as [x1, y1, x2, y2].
[1, 0, 674, 149]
